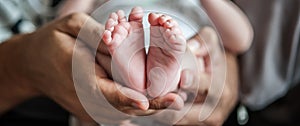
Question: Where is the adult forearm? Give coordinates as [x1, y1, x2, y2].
[200, 0, 253, 53]
[0, 34, 38, 115]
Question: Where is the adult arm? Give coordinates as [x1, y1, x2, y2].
[0, 34, 39, 115]
[0, 13, 181, 124]
[200, 0, 253, 54]
[0, 13, 108, 121]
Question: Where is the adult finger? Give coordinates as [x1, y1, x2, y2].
[96, 50, 149, 110]
[200, 26, 223, 63]
[179, 69, 209, 97]
[72, 41, 148, 124]
[149, 92, 184, 110]
[187, 35, 209, 57]
[96, 52, 112, 77]
[94, 63, 149, 111]
[55, 13, 108, 54]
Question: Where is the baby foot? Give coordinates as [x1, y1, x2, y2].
[147, 13, 187, 98]
[102, 7, 146, 93]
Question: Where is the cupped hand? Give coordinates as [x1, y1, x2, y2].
[153, 27, 239, 125]
[0, 12, 183, 124]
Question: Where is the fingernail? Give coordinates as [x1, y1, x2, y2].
[165, 21, 171, 27]
[132, 101, 149, 110]
[141, 101, 149, 110]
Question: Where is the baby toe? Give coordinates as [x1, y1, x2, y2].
[106, 18, 118, 32]
[129, 6, 144, 22]
[117, 10, 127, 22]
[158, 15, 172, 26]
[109, 12, 118, 21]
[119, 22, 131, 32]
[163, 19, 179, 28]
[163, 27, 182, 42]
[148, 13, 163, 26]
[112, 25, 128, 41]
[164, 29, 173, 38]
[102, 30, 112, 45]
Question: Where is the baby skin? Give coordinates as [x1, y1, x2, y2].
[102, 7, 186, 98]
[103, 7, 146, 93]
[147, 13, 186, 97]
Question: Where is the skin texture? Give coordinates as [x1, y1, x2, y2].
[200, 0, 253, 54]
[102, 8, 187, 99]
[154, 27, 239, 126]
[102, 7, 147, 93]
[0, 13, 183, 124]
[58, 0, 95, 18]
[56, 0, 247, 124]
[1, 0, 252, 124]
[147, 13, 186, 98]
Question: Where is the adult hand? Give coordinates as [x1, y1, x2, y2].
[153, 27, 239, 125]
[0, 13, 181, 124]
[96, 34, 185, 112]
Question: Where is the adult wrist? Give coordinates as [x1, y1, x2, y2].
[0, 34, 40, 114]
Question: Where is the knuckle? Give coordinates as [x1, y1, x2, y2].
[66, 12, 87, 22]
[49, 28, 62, 39]
[64, 12, 88, 30]
[149, 98, 166, 109]
[115, 88, 132, 108]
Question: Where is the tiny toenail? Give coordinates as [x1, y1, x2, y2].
[166, 21, 172, 27]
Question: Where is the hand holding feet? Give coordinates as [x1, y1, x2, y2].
[102, 7, 187, 100]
